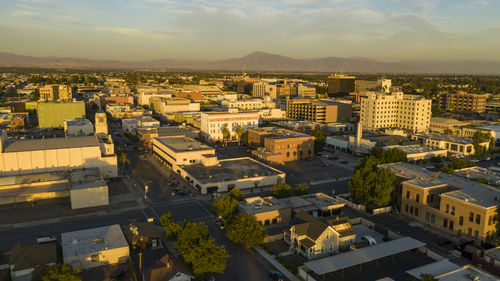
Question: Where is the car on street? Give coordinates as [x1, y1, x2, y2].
[36, 235, 57, 244]
[320, 161, 330, 167]
[269, 271, 284, 281]
[216, 218, 225, 229]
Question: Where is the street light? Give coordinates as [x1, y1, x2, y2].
[144, 180, 152, 200]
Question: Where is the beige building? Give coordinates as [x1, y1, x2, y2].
[62, 224, 130, 269]
[37, 102, 86, 128]
[152, 136, 285, 194]
[438, 91, 488, 113]
[252, 82, 278, 98]
[430, 117, 469, 134]
[149, 97, 200, 114]
[200, 109, 260, 141]
[39, 84, 72, 102]
[360, 92, 431, 132]
[286, 99, 352, 123]
[411, 132, 489, 156]
[64, 119, 94, 136]
[0, 131, 118, 178]
[382, 162, 500, 242]
[384, 145, 447, 161]
[94, 110, 108, 139]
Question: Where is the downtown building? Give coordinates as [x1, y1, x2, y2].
[359, 92, 431, 132]
[327, 74, 355, 96]
[200, 109, 260, 141]
[437, 91, 488, 113]
[286, 99, 352, 123]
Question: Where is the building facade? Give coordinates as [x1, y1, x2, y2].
[200, 109, 260, 141]
[286, 99, 352, 123]
[37, 102, 86, 128]
[359, 92, 431, 132]
[438, 92, 487, 113]
[327, 74, 355, 96]
[39, 85, 72, 102]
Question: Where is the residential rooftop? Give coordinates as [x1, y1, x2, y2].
[61, 224, 128, 258]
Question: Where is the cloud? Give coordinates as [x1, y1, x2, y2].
[95, 26, 171, 39]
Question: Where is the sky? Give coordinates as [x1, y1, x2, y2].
[0, 0, 499, 62]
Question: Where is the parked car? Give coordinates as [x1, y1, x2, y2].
[36, 235, 57, 244]
[269, 271, 284, 281]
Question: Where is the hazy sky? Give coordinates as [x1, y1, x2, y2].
[1, 0, 499, 61]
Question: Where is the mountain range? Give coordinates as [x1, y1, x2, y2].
[0, 51, 499, 74]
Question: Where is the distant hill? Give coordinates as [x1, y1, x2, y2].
[0, 51, 499, 74]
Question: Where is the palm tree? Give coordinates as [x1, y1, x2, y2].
[222, 124, 231, 147]
[119, 152, 131, 170]
[235, 124, 243, 147]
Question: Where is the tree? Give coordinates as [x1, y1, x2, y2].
[226, 213, 266, 248]
[228, 188, 245, 201]
[312, 130, 326, 153]
[235, 124, 244, 146]
[270, 182, 293, 198]
[405, 273, 439, 281]
[222, 124, 231, 147]
[33, 264, 81, 281]
[240, 131, 248, 145]
[212, 195, 238, 220]
[160, 212, 181, 240]
[175, 221, 228, 277]
[472, 130, 491, 156]
[119, 152, 131, 170]
[294, 184, 309, 196]
[371, 168, 396, 206]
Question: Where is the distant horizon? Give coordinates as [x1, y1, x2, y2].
[2, 50, 500, 64]
[1, 0, 499, 61]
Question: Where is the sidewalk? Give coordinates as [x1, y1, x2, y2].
[254, 246, 300, 281]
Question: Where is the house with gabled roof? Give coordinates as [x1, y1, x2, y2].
[285, 212, 356, 260]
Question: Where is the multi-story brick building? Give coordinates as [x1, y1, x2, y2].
[286, 99, 352, 123]
[381, 162, 500, 242]
[248, 127, 315, 164]
[359, 92, 431, 132]
[438, 91, 488, 113]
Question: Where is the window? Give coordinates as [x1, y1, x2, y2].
[425, 212, 430, 221]
[459, 216, 464, 226]
[272, 218, 277, 224]
[449, 220, 454, 230]
[469, 212, 474, 222]
[414, 208, 419, 216]
[409, 206, 414, 215]
[476, 214, 481, 224]
[416, 194, 420, 203]
[431, 214, 436, 223]
[445, 204, 449, 213]
[443, 218, 448, 228]
[426, 195, 430, 204]
[467, 228, 472, 237]
[489, 215, 494, 226]
[405, 204, 409, 213]
[474, 230, 479, 239]
[265, 220, 270, 225]
[451, 206, 455, 215]
[406, 191, 410, 199]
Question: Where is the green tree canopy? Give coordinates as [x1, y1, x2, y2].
[226, 213, 266, 248]
[160, 212, 182, 240]
[294, 184, 309, 196]
[312, 130, 326, 153]
[228, 188, 245, 201]
[270, 182, 293, 199]
[222, 125, 231, 147]
[33, 264, 81, 281]
[212, 195, 239, 220]
[235, 124, 244, 146]
[240, 131, 248, 145]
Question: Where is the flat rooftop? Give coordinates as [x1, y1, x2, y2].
[239, 196, 288, 214]
[154, 136, 213, 153]
[304, 237, 426, 275]
[484, 246, 500, 261]
[0, 172, 66, 188]
[3, 135, 99, 153]
[182, 157, 284, 184]
[62, 224, 128, 258]
[271, 121, 325, 128]
[66, 119, 92, 126]
[414, 132, 476, 144]
[385, 145, 447, 154]
[250, 127, 312, 139]
[380, 162, 500, 208]
[406, 259, 459, 278]
[68, 168, 106, 190]
[437, 265, 499, 281]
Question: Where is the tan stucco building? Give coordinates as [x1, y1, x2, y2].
[286, 99, 352, 123]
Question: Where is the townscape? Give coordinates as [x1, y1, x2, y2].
[2, 1, 500, 281]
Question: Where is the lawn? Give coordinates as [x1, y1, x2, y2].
[263, 240, 290, 255]
[278, 254, 306, 274]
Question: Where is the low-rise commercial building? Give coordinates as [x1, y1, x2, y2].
[153, 136, 284, 194]
[9, 243, 57, 281]
[98, 95, 134, 108]
[381, 162, 500, 242]
[138, 90, 174, 106]
[150, 97, 200, 114]
[137, 125, 200, 149]
[438, 91, 488, 113]
[174, 91, 202, 101]
[286, 99, 352, 123]
[430, 117, 469, 134]
[62, 224, 130, 269]
[411, 132, 489, 156]
[64, 118, 94, 136]
[384, 145, 447, 161]
[0, 131, 117, 178]
[37, 102, 86, 128]
[200, 109, 260, 141]
[248, 127, 315, 164]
